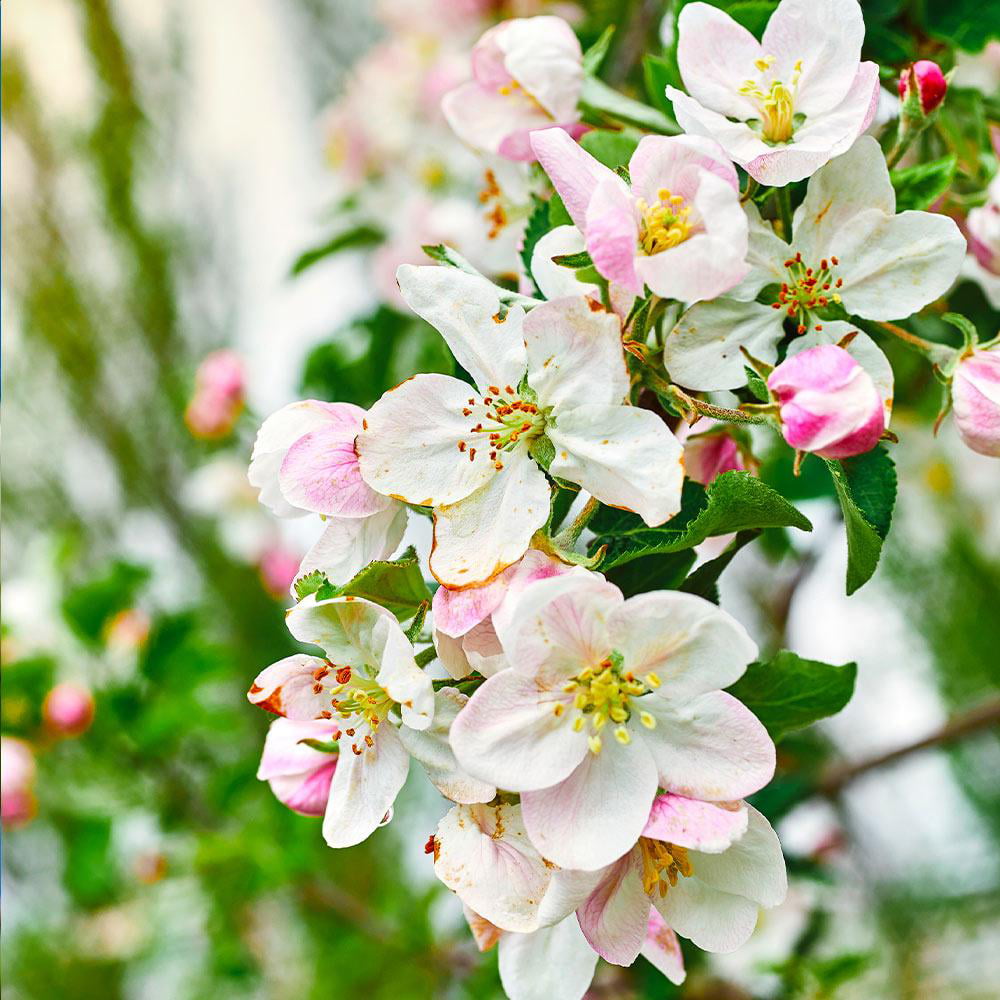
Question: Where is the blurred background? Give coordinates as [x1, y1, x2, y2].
[2, 1, 999, 997]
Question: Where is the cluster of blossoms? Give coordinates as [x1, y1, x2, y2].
[246, 1, 998, 996]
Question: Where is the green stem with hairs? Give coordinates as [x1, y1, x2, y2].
[775, 186, 794, 242]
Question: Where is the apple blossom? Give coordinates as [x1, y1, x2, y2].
[898, 60, 947, 115]
[952, 346, 1000, 457]
[1, 737, 37, 828]
[442, 16, 584, 161]
[684, 428, 745, 486]
[257, 717, 339, 816]
[43, 682, 95, 737]
[767, 344, 885, 460]
[185, 349, 245, 439]
[663, 137, 966, 391]
[964, 173, 1000, 309]
[665, 0, 880, 186]
[573, 794, 786, 961]
[450, 572, 774, 870]
[356, 266, 684, 587]
[530, 128, 750, 301]
[258, 545, 302, 598]
[247, 595, 433, 847]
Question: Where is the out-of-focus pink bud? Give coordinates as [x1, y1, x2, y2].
[105, 608, 151, 651]
[185, 350, 245, 439]
[684, 431, 744, 485]
[1, 737, 37, 828]
[258, 545, 301, 598]
[43, 683, 95, 737]
[952, 346, 1000, 457]
[898, 60, 947, 115]
[767, 344, 885, 460]
[257, 718, 339, 816]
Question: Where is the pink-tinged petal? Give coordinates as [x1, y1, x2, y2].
[280, 422, 390, 518]
[493, 573, 620, 685]
[640, 691, 775, 801]
[398, 688, 496, 804]
[433, 564, 517, 638]
[450, 668, 588, 792]
[652, 875, 759, 953]
[585, 178, 642, 294]
[523, 296, 629, 410]
[498, 916, 599, 1000]
[248, 400, 351, 517]
[462, 618, 508, 677]
[643, 794, 749, 853]
[434, 802, 553, 932]
[500, 16, 583, 123]
[688, 806, 787, 908]
[675, 3, 762, 119]
[762, 0, 864, 116]
[521, 734, 658, 871]
[248, 653, 332, 719]
[357, 374, 496, 508]
[547, 404, 685, 527]
[434, 628, 473, 680]
[629, 134, 739, 205]
[530, 127, 618, 232]
[463, 905, 503, 953]
[443, 82, 553, 157]
[268, 761, 337, 817]
[577, 850, 649, 965]
[684, 431, 744, 486]
[488, 550, 578, 646]
[293, 504, 407, 592]
[641, 908, 686, 985]
[429, 447, 550, 588]
[395, 265, 528, 393]
[607, 591, 758, 703]
[952, 347, 1000, 457]
[470, 23, 511, 88]
[257, 718, 340, 781]
[322, 722, 409, 848]
[536, 868, 606, 928]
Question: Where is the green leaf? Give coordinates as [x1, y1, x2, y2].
[293, 570, 328, 602]
[889, 155, 957, 211]
[744, 365, 770, 402]
[579, 76, 678, 134]
[580, 129, 640, 169]
[643, 54, 680, 115]
[331, 546, 432, 621]
[519, 194, 552, 296]
[723, 0, 778, 37]
[61, 562, 150, 646]
[405, 600, 430, 642]
[552, 250, 593, 269]
[528, 433, 556, 471]
[589, 471, 811, 571]
[582, 26, 615, 75]
[922, 0, 1000, 50]
[727, 650, 858, 741]
[825, 446, 897, 595]
[548, 194, 572, 228]
[290, 224, 383, 275]
[607, 550, 697, 599]
[680, 529, 761, 603]
[299, 737, 340, 754]
[421, 244, 537, 309]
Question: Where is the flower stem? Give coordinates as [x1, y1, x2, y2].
[646, 372, 774, 425]
[775, 186, 793, 242]
[415, 645, 438, 668]
[854, 317, 955, 367]
[555, 495, 600, 549]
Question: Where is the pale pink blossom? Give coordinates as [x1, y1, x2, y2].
[443, 16, 584, 161]
[666, 0, 880, 186]
[248, 596, 433, 847]
[258, 545, 302, 598]
[767, 343, 885, 459]
[1, 737, 37, 828]
[257, 717, 339, 816]
[43, 683, 95, 737]
[531, 129, 749, 301]
[450, 573, 774, 871]
[898, 60, 947, 115]
[357, 267, 684, 587]
[964, 174, 1000, 309]
[185, 349, 245, 439]
[684, 430, 745, 485]
[952, 346, 1000, 458]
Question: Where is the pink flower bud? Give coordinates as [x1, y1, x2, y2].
[684, 431, 745, 485]
[259, 545, 301, 598]
[898, 60, 947, 115]
[952, 347, 1000, 457]
[767, 345, 885, 460]
[1, 737, 37, 828]
[185, 350, 245, 439]
[258, 718, 339, 816]
[43, 683, 95, 737]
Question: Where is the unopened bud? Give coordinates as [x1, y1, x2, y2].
[898, 60, 947, 116]
[43, 683, 95, 738]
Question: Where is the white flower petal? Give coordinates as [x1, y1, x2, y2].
[286, 595, 394, 666]
[248, 653, 333, 719]
[521, 736, 659, 871]
[529, 226, 599, 301]
[548, 404, 684, 526]
[498, 917, 599, 1000]
[652, 873, 759, 953]
[322, 722, 409, 848]
[523, 296, 628, 409]
[430, 447, 550, 588]
[608, 591, 758, 702]
[577, 851, 650, 965]
[372, 614, 434, 731]
[358, 374, 496, 507]
[501, 16, 583, 122]
[641, 908, 686, 985]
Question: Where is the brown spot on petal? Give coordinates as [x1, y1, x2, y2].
[251, 686, 284, 716]
[814, 199, 833, 224]
[586, 297, 605, 312]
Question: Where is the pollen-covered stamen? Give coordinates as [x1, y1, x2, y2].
[455, 387, 547, 468]
[558, 651, 660, 753]
[639, 838, 693, 897]
[636, 188, 694, 255]
[478, 169, 529, 240]
[313, 661, 393, 755]
[739, 56, 803, 143]
[771, 252, 843, 333]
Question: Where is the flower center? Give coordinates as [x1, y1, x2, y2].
[770, 252, 844, 333]
[639, 838, 693, 897]
[497, 77, 547, 115]
[456, 386, 547, 471]
[739, 55, 803, 143]
[311, 661, 391, 755]
[554, 652, 660, 753]
[636, 188, 694, 255]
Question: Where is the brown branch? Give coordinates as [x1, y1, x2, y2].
[819, 697, 1000, 797]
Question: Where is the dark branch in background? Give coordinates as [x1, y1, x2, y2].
[819, 697, 1000, 797]
[604, 0, 662, 87]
